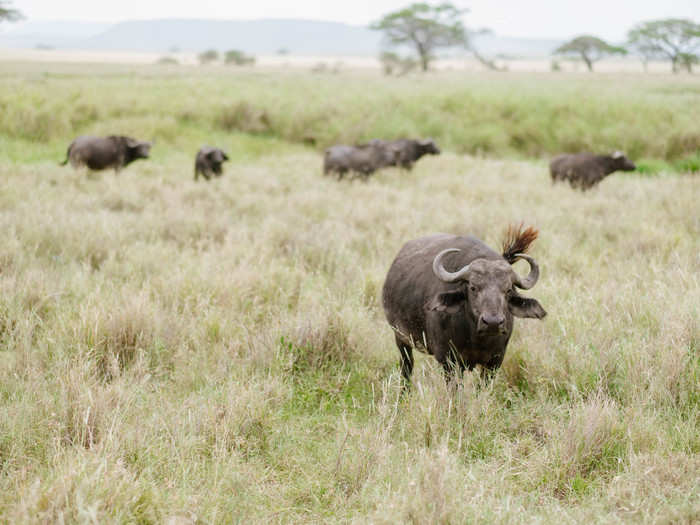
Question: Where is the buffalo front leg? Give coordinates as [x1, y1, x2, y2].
[480, 354, 504, 385]
[441, 350, 466, 386]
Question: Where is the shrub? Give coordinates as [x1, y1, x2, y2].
[156, 56, 179, 65]
[224, 49, 255, 66]
[198, 49, 219, 65]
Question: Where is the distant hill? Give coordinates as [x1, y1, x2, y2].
[0, 18, 563, 58]
[86, 19, 382, 55]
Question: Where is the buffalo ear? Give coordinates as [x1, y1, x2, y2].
[508, 293, 546, 319]
[426, 291, 466, 314]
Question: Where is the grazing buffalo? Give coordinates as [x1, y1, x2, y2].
[550, 151, 636, 190]
[364, 138, 441, 170]
[60, 135, 152, 172]
[382, 225, 546, 386]
[323, 142, 399, 180]
[194, 146, 229, 181]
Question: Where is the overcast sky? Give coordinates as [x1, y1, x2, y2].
[12, 0, 700, 40]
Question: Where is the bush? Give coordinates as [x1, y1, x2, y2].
[673, 153, 700, 173]
[156, 56, 179, 65]
[198, 49, 219, 65]
[215, 102, 271, 133]
[224, 49, 255, 66]
[379, 51, 418, 76]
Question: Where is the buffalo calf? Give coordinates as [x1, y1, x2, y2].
[195, 146, 229, 181]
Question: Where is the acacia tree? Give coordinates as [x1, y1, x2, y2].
[628, 19, 700, 73]
[554, 35, 626, 72]
[0, 1, 23, 24]
[371, 2, 468, 72]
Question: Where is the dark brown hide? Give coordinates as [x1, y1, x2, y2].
[363, 138, 440, 170]
[391, 138, 440, 170]
[194, 146, 229, 181]
[60, 135, 151, 172]
[382, 225, 546, 386]
[550, 152, 636, 190]
[323, 143, 399, 179]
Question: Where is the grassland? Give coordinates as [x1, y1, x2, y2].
[0, 63, 698, 523]
[1, 62, 699, 170]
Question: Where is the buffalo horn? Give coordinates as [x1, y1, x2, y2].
[433, 249, 471, 282]
[511, 253, 539, 290]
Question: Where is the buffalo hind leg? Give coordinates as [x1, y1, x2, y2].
[395, 336, 414, 388]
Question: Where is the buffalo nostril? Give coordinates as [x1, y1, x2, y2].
[480, 314, 505, 327]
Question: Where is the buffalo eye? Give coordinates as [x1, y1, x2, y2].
[469, 285, 477, 293]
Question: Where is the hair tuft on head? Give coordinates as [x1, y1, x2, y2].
[502, 223, 539, 263]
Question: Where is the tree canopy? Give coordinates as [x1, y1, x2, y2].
[628, 19, 700, 73]
[554, 35, 626, 72]
[0, 1, 23, 23]
[371, 2, 468, 72]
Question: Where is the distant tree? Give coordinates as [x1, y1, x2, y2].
[379, 51, 418, 76]
[628, 41, 661, 72]
[554, 35, 627, 72]
[277, 48, 289, 55]
[0, 1, 22, 24]
[371, 2, 468, 72]
[628, 19, 700, 73]
[198, 49, 219, 65]
[678, 52, 699, 73]
[224, 49, 255, 66]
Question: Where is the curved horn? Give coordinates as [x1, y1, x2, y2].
[433, 249, 471, 283]
[511, 253, 539, 290]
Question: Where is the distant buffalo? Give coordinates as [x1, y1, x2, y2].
[195, 146, 229, 181]
[323, 142, 399, 180]
[382, 224, 546, 387]
[60, 135, 152, 172]
[550, 151, 636, 190]
[365, 138, 441, 170]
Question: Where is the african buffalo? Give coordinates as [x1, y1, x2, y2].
[323, 142, 399, 180]
[60, 135, 152, 172]
[382, 225, 546, 386]
[365, 138, 440, 170]
[195, 146, 229, 181]
[550, 151, 636, 190]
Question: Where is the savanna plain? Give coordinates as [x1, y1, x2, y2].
[0, 63, 699, 523]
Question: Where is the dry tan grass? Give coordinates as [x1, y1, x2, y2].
[0, 69, 698, 522]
